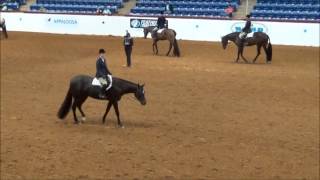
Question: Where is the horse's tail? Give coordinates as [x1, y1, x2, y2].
[57, 87, 73, 119]
[173, 38, 180, 57]
[266, 37, 272, 62]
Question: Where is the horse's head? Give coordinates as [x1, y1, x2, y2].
[135, 84, 146, 105]
[221, 36, 228, 49]
[143, 27, 149, 39]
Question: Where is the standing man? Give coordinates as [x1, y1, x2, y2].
[0, 18, 8, 39]
[123, 30, 133, 67]
[96, 48, 112, 98]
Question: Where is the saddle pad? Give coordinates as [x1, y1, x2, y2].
[92, 78, 101, 86]
[247, 33, 254, 38]
[158, 29, 164, 33]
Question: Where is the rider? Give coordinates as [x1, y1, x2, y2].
[239, 14, 252, 40]
[153, 12, 167, 38]
[96, 48, 112, 98]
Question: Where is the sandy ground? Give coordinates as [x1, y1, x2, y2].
[1, 32, 319, 180]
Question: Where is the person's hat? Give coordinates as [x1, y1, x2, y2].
[99, 48, 106, 54]
[125, 30, 130, 36]
[246, 14, 251, 18]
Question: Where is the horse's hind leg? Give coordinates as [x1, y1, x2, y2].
[262, 44, 268, 63]
[77, 97, 88, 123]
[113, 101, 123, 128]
[102, 101, 112, 124]
[72, 100, 79, 124]
[253, 45, 262, 63]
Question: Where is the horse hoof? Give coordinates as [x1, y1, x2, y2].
[81, 117, 86, 123]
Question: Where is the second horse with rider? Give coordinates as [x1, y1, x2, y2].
[152, 12, 167, 39]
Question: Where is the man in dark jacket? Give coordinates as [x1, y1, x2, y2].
[239, 14, 252, 39]
[123, 30, 133, 67]
[0, 18, 8, 39]
[96, 48, 112, 97]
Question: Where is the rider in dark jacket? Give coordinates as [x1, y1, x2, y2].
[157, 12, 166, 29]
[96, 49, 112, 98]
[153, 12, 167, 38]
[240, 14, 252, 39]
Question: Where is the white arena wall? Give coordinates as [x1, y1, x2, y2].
[1, 12, 319, 46]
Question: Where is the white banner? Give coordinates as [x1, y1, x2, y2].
[1, 12, 319, 46]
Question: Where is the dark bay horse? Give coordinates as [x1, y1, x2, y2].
[221, 32, 272, 64]
[57, 75, 146, 127]
[143, 26, 180, 57]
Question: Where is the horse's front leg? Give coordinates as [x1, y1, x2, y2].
[154, 41, 159, 54]
[240, 47, 249, 63]
[235, 47, 241, 63]
[166, 42, 173, 56]
[152, 42, 156, 54]
[113, 101, 123, 128]
[102, 101, 112, 124]
[252, 45, 262, 63]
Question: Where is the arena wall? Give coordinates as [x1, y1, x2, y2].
[1, 12, 319, 46]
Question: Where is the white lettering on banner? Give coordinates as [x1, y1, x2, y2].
[0, 12, 319, 46]
[231, 22, 269, 33]
[52, 18, 78, 24]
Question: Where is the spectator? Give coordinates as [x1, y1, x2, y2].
[103, 8, 112, 15]
[123, 30, 134, 67]
[96, 8, 102, 15]
[224, 3, 234, 18]
[164, 1, 173, 14]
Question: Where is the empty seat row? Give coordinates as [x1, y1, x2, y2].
[4, 0, 26, 5]
[130, 6, 228, 17]
[254, 3, 320, 12]
[251, 10, 320, 21]
[2, 2, 20, 10]
[36, 0, 122, 8]
[0, 0, 25, 10]
[136, 1, 238, 9]
[30, 3, 117, 13]
[257, 0, 319, 4]
[138, 0, 240, 3]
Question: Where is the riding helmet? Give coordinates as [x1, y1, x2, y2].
[99, 48, 106, 54]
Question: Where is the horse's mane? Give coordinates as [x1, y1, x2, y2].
[113, 77, 138, 86]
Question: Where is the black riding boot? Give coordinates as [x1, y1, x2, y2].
[98, 85, 108, 99]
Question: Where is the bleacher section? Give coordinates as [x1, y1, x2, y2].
[1, 0, 26, 10]
[251, 0, 320, 21]
[29, 0, 123, 14]
[130, 0, 240, 18]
